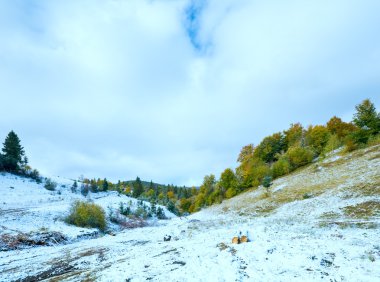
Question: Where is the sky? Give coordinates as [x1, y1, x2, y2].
[1, 0, 379, 186]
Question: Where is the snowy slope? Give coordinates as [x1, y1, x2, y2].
[1, 145, 380, 282]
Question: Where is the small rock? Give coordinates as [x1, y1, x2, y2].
[320, 259, 333, 267]
[172, 261, 186, 266]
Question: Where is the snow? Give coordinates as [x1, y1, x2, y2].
[1, 145, 380, 281]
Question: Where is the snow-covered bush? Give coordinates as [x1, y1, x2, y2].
[44, 178, 57, 191]
[65, 201, 106, 231]
[80, 184, 89, 196]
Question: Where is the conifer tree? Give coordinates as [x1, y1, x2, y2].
[1, 131, 26, 173]
[353, 99, 380, 135]
[102, 178, 109, 192]
[132, 176, 144, 198]
[71, 181, 78, 193]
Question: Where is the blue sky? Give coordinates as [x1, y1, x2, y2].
[1, 0, 379, 186]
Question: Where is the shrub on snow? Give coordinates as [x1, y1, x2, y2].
[65, 201, 106, 231]
[44, 178, 57, 191]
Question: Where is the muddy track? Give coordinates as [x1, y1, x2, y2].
[14, 263, 76, 282]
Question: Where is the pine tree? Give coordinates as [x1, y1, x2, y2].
[262, 175, 272, 189]
[1, 131, 25, 173]
[91, 182, 99, 193]
[102, 178, 109, 192]
[150, 200, 157, 216]
[132, 176, 144, 198]
[156, 206, 166, 219]
[71, 181, 78, 193]
[81, 184, 89, 196]
[353, 99, 380, 135]
[167, 201, 177, 215]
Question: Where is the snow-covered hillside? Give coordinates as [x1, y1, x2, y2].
[1, 145, 379, 281]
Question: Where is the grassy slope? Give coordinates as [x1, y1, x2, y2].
[207, 144, 380, 227]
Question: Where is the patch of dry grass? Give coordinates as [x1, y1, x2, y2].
[345, 179, 380, 197]
[319, 211, 341, 220]
[368, 153, 380, 161]
[342, 201, 380, 219]
[318, 220, 378, 229]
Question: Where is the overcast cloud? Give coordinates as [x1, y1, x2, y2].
[1, 0, 379, 186]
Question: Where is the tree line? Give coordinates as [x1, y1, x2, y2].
[79, 98, 379, 215]
[2, 98, 379, 215]
[188, 98, 380, 212]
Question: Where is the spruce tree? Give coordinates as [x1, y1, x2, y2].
[1, 131, 25, 173]
[353, 99, 380, 135]
[132, 176, 144, 198]
[102, 178, 109, 192]
[71, 181, 78, 193]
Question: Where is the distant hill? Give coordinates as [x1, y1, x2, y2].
[121, 179, 193, 189]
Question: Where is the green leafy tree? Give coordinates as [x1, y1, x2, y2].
[305, 125, 330, 155]
[284, 123, 304, 148]
[237, 157, 270, 188]
[322, 134, 341, 154]
[1, 131, 26, 173]
[254, 132, 286, 163]
[179, 198, 192, 213]
[218, 168, 238, 200]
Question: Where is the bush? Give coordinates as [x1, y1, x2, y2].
[271, 158, 291, 178]
[65, 201, 106, 231]
[322, 134, 342, 155]
[367, 134, 380, 146]
[29, 169, 42, 183]
[119, 202, 131, 216]
[225, 187, 237, 199]
[286, 146, 314, 169]
[305, 125, 330, 155]
[44, 178, 57, 191]
[134, 206, 149, 219]
[343, 138, 357, 153]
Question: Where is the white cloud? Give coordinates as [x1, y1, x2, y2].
[1, 0, 379, 185]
